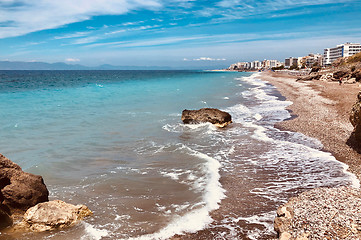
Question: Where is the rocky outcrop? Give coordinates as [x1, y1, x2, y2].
[297, 72, 321, 81]
[0, 154, 49, 214]
[351, 69, 361, 82]
[350, 91, 361, 143]
[18, 200, 92, 232]
[319, 73, 333, 81]
[274, 187, 361, 239]
[181, 108, 232, 127]
[333, 70, 349, 80]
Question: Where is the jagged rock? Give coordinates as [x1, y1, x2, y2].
[333, 70, 348, 80]
[309, 66, 321, 73]
[297, 73, 320, 81]
[319, 73, 333, 81]
[20, 200, 92, 232]
[0, 154, 49, 213]
[181, 108, 232, 127]
[350, 91, 361, 141]
[351, 69, 361, 82]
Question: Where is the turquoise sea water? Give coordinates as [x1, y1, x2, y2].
[0, 70, 358, 239]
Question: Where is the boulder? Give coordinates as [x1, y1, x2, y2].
[333, 70, 348, 80]
[297, 73, 321, 81]
[0, 154, 49, 213]
[181, 108, 232, 127]
[351, 69, 361, 82]
[319, 73, 333, 81]
[21, 200, 92, 232]
[309, 66, 321, 73]
[350, 91, 361, 142]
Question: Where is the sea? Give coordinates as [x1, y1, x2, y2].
[0, 70, 358, 240]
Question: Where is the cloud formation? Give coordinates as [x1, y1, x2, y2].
[193, 57, 226, 61]
[0, 0, 162, 39]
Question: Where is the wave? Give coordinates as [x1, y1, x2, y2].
[130, 146, 225, 240]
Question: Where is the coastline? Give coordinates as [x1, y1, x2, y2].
[260, 71, 361, 181]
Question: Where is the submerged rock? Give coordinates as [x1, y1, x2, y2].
[0, 154, 49, 213]
[181, 108, 232, 127]
[21, 200, 92, 232]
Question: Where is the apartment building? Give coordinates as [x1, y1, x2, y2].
[284, 57, 299, 68]
[323, 42, 361, 66]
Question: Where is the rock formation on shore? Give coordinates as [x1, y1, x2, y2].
[274, 187, 361, 239]
[17, 200, 93, 232]
[349, 91, 361, 150]
[0, 154, 49, 229]
[0, 154, 92, 234]
[181, 108, 232, 127]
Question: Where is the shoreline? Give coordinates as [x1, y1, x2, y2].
[260, 71, 361, 181]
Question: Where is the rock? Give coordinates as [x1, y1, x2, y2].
[21, 200, 92, 232]
[351, 69, 361, 82]
[333, 70, 348, 80]
[181, 108, 232, 127]
[0, 207, 12, 230]
[344, 78, 356, 84]
[297, 73, 321, 81]
[0, 154, 49, 213]
[319, 73, 333, 81]
[309, 66, 321, 73]
[350, 91, 361, 142]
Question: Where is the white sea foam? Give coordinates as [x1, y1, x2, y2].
[131, 146, 225, 240]
[236, 72, 360, 189]
[81, 222, 109, 240]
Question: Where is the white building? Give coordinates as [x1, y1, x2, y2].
[323, 42, 361, 66]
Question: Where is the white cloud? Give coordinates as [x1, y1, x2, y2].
[65, 58, 80, 62]
[54, 32, 89, 40]
[0, 0, 162, 39]
[84, 36, 209, 48]
[193, 57, 226, 61]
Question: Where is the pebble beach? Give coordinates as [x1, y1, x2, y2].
[261, 71, 361, 239]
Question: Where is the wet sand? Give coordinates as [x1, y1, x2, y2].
[260, 71, 361, 181]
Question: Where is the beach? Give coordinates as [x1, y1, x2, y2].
[260, 71, 361, 181]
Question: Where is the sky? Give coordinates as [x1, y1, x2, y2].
[0, 0, 361, 69]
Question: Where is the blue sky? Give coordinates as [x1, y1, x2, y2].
[0, 0, 361, 68]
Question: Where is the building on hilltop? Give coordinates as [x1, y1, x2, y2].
[323, 42, 361, 66]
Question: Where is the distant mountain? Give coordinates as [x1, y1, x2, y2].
[0, 61, 175, 70]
